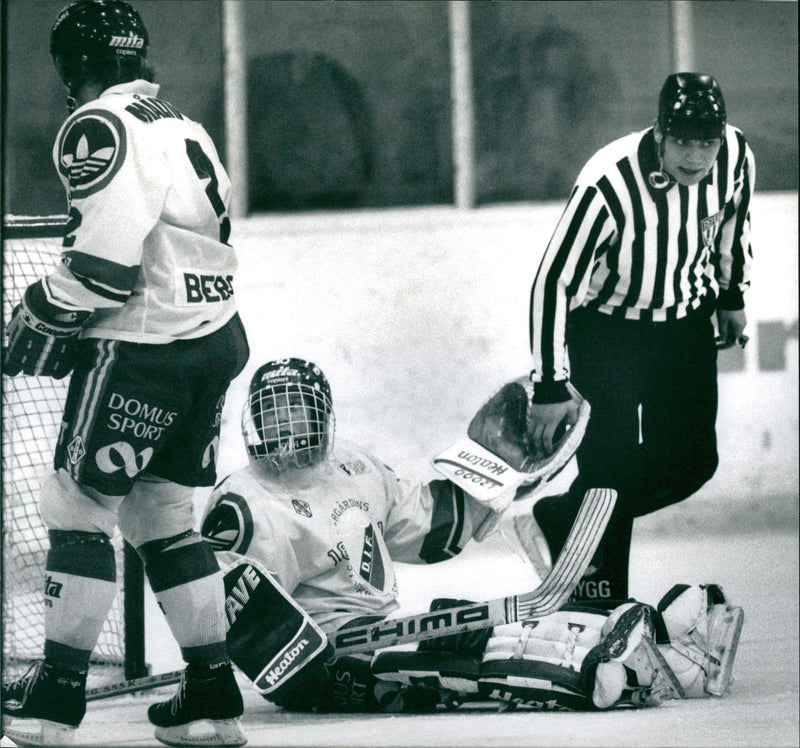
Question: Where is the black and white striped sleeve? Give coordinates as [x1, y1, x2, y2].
[529, 177, 617, 396]
[715, 129, 755, 310]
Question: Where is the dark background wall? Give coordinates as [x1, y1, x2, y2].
[3, 0, 797, 216]
[3, 0, 225, 216]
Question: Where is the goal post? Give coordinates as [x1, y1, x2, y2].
[2, 215, 148, 684]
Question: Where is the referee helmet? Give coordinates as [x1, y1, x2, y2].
[658, 73, 726, 141]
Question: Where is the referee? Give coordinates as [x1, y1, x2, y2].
[527, 73, 755, 604]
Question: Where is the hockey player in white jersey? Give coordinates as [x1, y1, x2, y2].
[200, 358, 744, 714]
[2, 2, 248, 746]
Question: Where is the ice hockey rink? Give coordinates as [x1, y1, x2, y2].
[2, 529, 793, 748]
[3, 195, 798, 747]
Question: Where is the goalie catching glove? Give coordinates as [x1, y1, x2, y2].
[468, 378, 589, 479]
[3, 279, 91, 379]
[433, 377, 589, 522]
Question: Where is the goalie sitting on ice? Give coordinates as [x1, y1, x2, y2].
[200, 358, 744, 713]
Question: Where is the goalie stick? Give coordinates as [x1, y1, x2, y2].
[86, 486, 615, 701]
[333, 486, 615, 652]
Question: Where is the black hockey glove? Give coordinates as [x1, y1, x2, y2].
[3, 280, 91, 379]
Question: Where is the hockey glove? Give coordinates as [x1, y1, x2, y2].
[3, 279, 91, 379]
[468, 378, 589, 483]
[433, 378, 589, 514]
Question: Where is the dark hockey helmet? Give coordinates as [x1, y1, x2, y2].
[50, 0, 149, 93]
[657, 73, 726, 141]
[242, 358, 335, 471]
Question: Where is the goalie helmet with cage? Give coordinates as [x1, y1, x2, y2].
[242, 358, 335, 472]
[50, 0, 150, 109]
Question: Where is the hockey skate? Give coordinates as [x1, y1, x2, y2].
[705, 601, 744, 696]
[148, 662, 246, 747]
[1, 660, 86, 746]
[590, 602, 687, 707]
[595, 603, 654, 663]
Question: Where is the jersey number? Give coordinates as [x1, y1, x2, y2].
[185, 139, 231, 244]
[62, 143, 231, 247]
[62, 206, 83, 248]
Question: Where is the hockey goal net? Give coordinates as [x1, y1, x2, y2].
[2, 216, 147, 685]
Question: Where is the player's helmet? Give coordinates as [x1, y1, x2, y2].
[50, 0, 149, 97]
[242, 358, 335, 472]
[657, 73, 726, 141]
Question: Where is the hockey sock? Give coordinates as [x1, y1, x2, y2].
[533, 492, 578, 560]
[139, 531, 228, 662]
[43, 530, 117, 672]
[570, 513, 633, 605]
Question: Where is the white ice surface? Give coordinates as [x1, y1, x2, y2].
[3, 529, 794, 748]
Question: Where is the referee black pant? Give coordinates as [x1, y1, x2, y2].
[534, 304, 719, 603]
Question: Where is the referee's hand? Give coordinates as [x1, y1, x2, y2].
[529, 400, 580, 455]
[716, 308, 748, 349]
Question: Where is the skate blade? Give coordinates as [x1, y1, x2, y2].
[706, 606, 744, 696]
[154, 718, 247, 747]
[640, 636, 687, 700]
[2, 716, 77, 746]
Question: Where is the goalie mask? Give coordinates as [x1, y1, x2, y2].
[242, 358, 335, 473]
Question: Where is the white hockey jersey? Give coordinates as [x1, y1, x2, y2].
[48, 80, 238, 343]
[201, 439, 491, 635]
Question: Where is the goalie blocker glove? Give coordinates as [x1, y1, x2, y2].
[3, 279, 91, 379]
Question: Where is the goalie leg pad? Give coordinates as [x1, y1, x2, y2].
[372, 648, 482, 702]
[583, 602, 660, 708]
[371, 599, 492, 709]
[222, 563, 331, 705]
[583, 602, 692, 708]
[479, 607, 608, 710]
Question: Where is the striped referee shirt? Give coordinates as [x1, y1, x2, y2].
[529, 125, 755, 391]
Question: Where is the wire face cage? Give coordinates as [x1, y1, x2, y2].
[242, 380, 334, 472]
